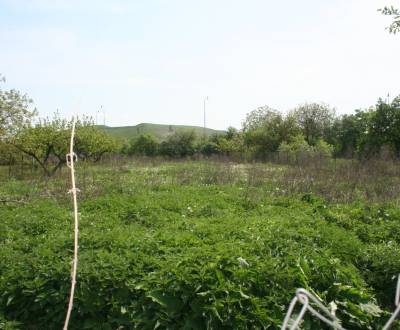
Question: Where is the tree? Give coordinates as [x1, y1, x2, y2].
[326, 111, 369, 157]
[379, 6, 400, 34]
[242, 106, 300, 155]
[11, 120, 69, 176]
[242, 105, 279, 132]
[327, 96, 400, 158]
[243, 107, 283, 153]
[0, 74, 36, 138]
[11, 115, 118, 176]
[225, 126, 238, 140]
[362, 96, 400, 156]
[290, 103, 335, 146]
[75, 125, 119, 161]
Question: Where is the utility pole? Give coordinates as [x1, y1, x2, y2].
[203, 96, 208, 139]
[100, 105, 105, 126]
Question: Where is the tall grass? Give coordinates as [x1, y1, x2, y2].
[2, 156, 400, 205]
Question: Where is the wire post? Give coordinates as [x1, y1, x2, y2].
[63, 118, 79, 330]
[203, 96, 208, 140]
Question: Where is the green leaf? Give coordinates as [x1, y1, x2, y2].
[147, 290, 184, 314]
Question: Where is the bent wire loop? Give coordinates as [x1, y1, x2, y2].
[383, 275, 400, 330]
[282, 275, 400, 330]
[281, 288, 345, 330]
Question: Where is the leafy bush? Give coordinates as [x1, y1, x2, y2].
[160, 131, 196, 157]
[128, 134, 159, 156]
[278, 134, 312, 162]
[313, 138, 334, 157]
[198, 141, 219, 157]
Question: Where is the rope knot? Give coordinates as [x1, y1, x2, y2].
[68, 188, 81, 194]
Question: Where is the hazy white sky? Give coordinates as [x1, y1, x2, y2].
[1, 0, 399, 129]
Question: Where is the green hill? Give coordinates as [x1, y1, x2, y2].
[97, 123, 224, 140]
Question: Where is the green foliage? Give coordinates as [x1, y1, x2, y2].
[0, 162, 399, 329]
[314, 138, 334, 157]
[242, 96, 400, 159]
[278, 135, 333, 162]
[198, 141, 219, 157]
[225, 126, 238, 140]
[278, 134, 311, 154]
[242, 105, 279, 132]
[328, 112, 368, 157]
[76, 126, 120, 162]
[208, 130, 244, 156]
[11, 115, 118, 176]
[128, 134, 159, 156]
[333, 97, 400, 158]
[0, 141, 22, 165]
[11, 118, 70, 176]
[290, 103, 335, 146]
[278, 134, 310, 162]
[160, 131, 197, 157]
[243, 107, 300, 156]
[363, 97, 400, 156]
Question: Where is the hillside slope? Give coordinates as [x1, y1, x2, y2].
[98, 123, 224, 140]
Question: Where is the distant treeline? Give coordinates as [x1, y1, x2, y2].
[125, 96, 400, 160]
[1, 70, 400, 176]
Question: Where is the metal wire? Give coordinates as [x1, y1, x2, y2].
[283, 275, 400, 330]
[63, 119, 79, 330]
[383, 275, 400, 330]
[281, 288, 345, 330]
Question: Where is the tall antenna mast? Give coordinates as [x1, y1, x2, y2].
[203, 96, 208, 139]
[101, 105, 105, 126]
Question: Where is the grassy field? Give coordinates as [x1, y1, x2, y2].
[98, 123, 224, 140]
[1, 160, 400, 329]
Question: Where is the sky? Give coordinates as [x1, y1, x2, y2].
[0, 0, 399, 130]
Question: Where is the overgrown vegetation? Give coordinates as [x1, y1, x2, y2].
[1, 160, 400, 329]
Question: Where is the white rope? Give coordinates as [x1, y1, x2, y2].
[383, 275, 400, 330]
[281, 288, 345, 330]
[63, 119, 79, 330]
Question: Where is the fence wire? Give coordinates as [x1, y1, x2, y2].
[282, 275, 400, 330]
[281, 288, 345, 330]
[383, 275, 400, 330]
